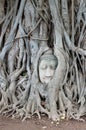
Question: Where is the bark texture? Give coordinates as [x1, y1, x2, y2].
[0, 0, 86, 122]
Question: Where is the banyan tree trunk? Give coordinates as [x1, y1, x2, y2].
[0, 0, 86, 121]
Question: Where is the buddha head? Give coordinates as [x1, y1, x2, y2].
[38, 49, 58, 84]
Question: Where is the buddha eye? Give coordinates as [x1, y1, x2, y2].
[41, 65, 47, 70]
[50, 65, 56, 70]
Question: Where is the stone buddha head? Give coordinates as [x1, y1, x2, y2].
[38, 50, 58, 84]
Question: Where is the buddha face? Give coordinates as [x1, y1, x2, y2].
[39, 58, 57, 84]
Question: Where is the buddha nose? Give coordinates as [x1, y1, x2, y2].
[45, 67, 52, 77]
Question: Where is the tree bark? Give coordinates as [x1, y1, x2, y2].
[0, 0, 86, 122]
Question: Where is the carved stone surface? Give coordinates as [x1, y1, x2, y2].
[38, 50, 58, 84]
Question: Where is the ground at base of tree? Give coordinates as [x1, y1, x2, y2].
[0, 115, 86, 130]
